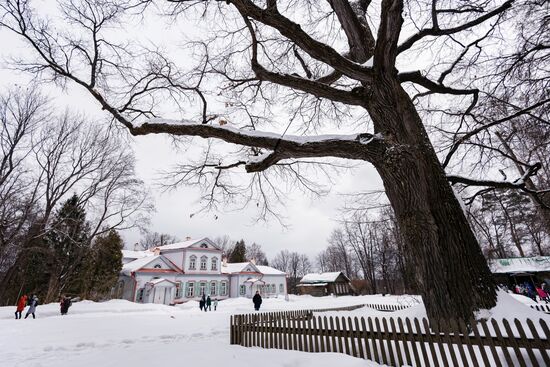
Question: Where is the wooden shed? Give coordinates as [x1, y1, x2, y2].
[297, 272, 354, 297]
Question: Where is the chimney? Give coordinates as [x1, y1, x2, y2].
[185, 236, 192, 241]
[250, 258, 256, 265]
[222, 257, 228, 267]
[153, 247, 161, 256]
[133, 243, 139, 251]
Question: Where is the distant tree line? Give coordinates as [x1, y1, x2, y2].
[0, 87, 153, 305]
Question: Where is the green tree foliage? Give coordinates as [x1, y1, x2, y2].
[228, 239, 246, 263]
[45, 194, 91, 301]
[83, 230, 123, 300]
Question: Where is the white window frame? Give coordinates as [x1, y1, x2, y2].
[199, 282, 207, 296]
[210, 281, 217, 296]
[186, 282, 195, 297]
[220, 282, 227, 296]
[279, 284, 284, 293]
[189, 256, 197, 270]
[211, 257, 218, 271]
[200, 256, 207, 271]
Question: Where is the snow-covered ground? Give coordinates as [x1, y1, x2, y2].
[0, 295, 390, 367]
[1, 293, 548, 367]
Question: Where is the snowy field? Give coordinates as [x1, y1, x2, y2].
[1, 293, 548, 367]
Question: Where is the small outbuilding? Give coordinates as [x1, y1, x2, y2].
[297, 272, 354, 297]
[489, 256, 550, 288]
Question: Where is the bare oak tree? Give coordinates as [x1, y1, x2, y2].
[4, 0, 549, 320]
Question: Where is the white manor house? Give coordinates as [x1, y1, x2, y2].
[118, 237, 288, 305]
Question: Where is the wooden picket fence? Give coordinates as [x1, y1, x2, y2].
[530, 304, 550, 314]
[309, 303, 410, 312]
[230, 311, 550, 366]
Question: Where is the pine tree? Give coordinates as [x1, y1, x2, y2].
[44, 194, 90, 302]
[228, 240, 247, 263]
[83, 229, 123, 300]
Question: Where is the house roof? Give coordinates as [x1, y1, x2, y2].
[152, 237, 220, 251]
[121, 255, 181, 276]
[297, 283, 328, 287]
[300, 272, 349, 283]
[121, 249, 153, 260]
[489, 256, 550, 274]
[220, 262, 285, 276]
[256, 265, 286, 275]
[221, 262, 256, 274]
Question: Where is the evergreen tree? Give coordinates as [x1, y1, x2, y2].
[44, 194, 90, 302]
[83, 230, 123, 300]
[228, 240, 247, 263]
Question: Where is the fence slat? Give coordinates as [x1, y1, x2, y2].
[354, 317, 364, 359]
[368, 317, 379, 363]
[479, 318, 501, 367]
[362, 317, 373, 361]
[329, 316, 338, 353]
[440, 319, 460, 367]
[514, 318, 537, 366]
[502, 318, 527, 367]
[383, 318, 396, 366]
[527, 318, 550, 366]
[390, 318, 404, 367]
[398, 317, 412, 366]
[406, 318, 421, 366]
[422, 318, 439, 367]
[449, 318, 468, 366]
[375, 317, 388, 365]
[431, 318, 450, 367]
[413, 317, 429, 367]
[492, 319, 514, 366]
[458, 318, 477, 367]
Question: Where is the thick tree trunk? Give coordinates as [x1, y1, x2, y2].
[367, 75, 497, 321]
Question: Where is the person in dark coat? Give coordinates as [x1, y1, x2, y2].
[25, 295, 39, 319]
[60, 295, 72, 315]
[206, 295, 212, 311]
[199, 293, 206, 311]
[15, 294, 28, 319]
[252, 291, 262, 311]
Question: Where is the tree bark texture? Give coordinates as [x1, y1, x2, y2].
[366, 75, 497, 321]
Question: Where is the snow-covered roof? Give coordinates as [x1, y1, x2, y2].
[152, 237, 219, 251]
[221, 262, 255, 274]
[220, 262, 285, 276]
[122, 255, 163, 275]
[256, 265, 286, 275]
[490, 256, 550, 274]
[300, 272, 348, 283]
[121, 249, 153, 260]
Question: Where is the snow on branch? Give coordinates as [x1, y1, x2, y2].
[447, 163, 550, 208]
[131, 118, 386, 172]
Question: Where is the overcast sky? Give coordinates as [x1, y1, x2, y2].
[0, 1, 386, 262]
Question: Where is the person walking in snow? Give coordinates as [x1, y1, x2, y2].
[252, 291, 262, 311]
[199, 295, 205, 311]
[206, 295, 212, 311]
[60, 295, 72, 315]
[213, 298, 218, 311]
[15, 294, 28, 319]
[24, 295, 39, 319]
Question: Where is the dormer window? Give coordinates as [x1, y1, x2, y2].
[200, 243, 208, 248]
[189, 255, 197, 270]
[200, 256, 207, 270]
[211, 257, 218, 271]
[154, 264, 161, 269]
